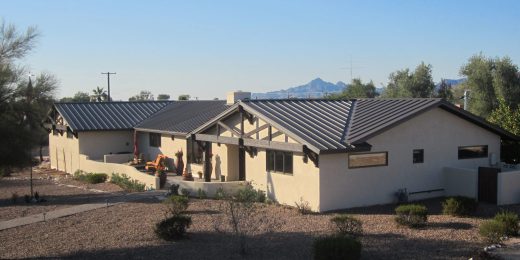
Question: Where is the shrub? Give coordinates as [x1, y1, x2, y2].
[163, 195, 189, 216]
[167, 184, 180, 196]
[110, 173, 145, 192]
[180, 188, 191, 197]
[494, 211, 519, 237]
[331, 215, 363, 238]
[155, 215, 192, 241]
[235, 184, 265, 203]
[479, 220, 507, 244]
[295, 197, 312, 214]
[395, 204, 428, 228]
[215, 187, 227, 200]
[442, 196, 478, 216]
[313, 235, 362, 260]
[73, 170, 108, 184]
[197, 188, 207, 199]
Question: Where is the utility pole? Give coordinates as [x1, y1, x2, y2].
[463, 90, 470, 110]
[101, 72, 116, 101]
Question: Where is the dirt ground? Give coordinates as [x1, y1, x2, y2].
[1, 166, 518, 259]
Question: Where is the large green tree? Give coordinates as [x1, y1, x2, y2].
[383, 62, 435, 98]
[460, 53, 520, 117]
[60, 91, 90, 102]
[328, 78, 377, 99]
[436, 79, 454, 101]
[0, 21, 57, 171]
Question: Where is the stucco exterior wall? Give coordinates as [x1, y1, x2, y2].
[498, 170, 520, 205]
[49, 132, 80, 174]
[79, 131, 133, 161]
[443, 167, 478, 198]
[137, 132, 188, 171]
[246, 149, 320, 211]
[319, 108, 501, 211]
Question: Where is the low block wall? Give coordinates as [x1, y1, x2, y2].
[79, 154, 159, 189]
[498, 170, 520, 205]
[168, 178, 246, 197]
[443, 167, 478, 199]
[104, 153, 133, 164]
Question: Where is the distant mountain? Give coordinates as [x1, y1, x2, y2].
[252, 78, 346, 99]
[435, 78, 467, 89]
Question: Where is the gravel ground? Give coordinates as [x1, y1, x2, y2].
[1, 166, 518, 259]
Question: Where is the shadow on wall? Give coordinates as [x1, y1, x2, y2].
[214, 155, 221, 180]
[266, 171, 276, 202]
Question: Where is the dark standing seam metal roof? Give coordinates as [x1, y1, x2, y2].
[54, 101, 171, 131]
[135, 101, 230, 134]
[236, 98, 519, 154]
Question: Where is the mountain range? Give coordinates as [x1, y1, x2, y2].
[252, 77, 466, 99]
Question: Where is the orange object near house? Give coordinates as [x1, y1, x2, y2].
[145, 154, 168, 172]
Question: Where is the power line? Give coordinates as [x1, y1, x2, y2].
[101, 72, 116, 101]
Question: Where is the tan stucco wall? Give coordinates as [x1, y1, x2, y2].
[319, 108, 501, 211]
[137, 132, 188, 171]
[49, 132, 80, 173]
[246, 149, 320, 211]
[79, 131, 133, 161]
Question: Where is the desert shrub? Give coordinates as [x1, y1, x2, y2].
[163, 195, 189, 216]
[167, 184, 180, 196]
[331, 215, 362, 238]
[494, 211, 519, 236]
[235, 184, 265, 203]
[73, 170, 108, 184]
[110, 173, 145, 192]
[180, 188, 191, 197]
[313, 235, 362, 260]
[295, 197, 312, 214]
[155, 215, 192, 241]
[215, 187, 227, 200]
[197, 188, 207, 199]
[395, 204, 428, 228]
[442, 196, 478, 216]
[479, 220, 507, 244]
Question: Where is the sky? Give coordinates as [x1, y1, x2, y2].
[2, 0, 519, 100]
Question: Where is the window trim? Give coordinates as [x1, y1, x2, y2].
[458, 145, 488, 159]
[266, 150, 293, 175]
[348, 151, 388, 169]
[413, 149, 424, 164]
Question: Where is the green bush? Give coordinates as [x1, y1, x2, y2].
[73, 170, 108, 184]
[494, 211, 519, 237]
[479, 220, 507, 244]
[163, 195, 189, 216]
[313, 235, 361, 260]
[395, 204, 428, 228]
[295, 197, 312, 214]
[331, 215, 363, 238]
[215, 187, 227, 200]
[168, 184, 180, 196]
[110, 173, 145, 192]
[180, 188, 191, 197]
[235, 185, 265, 203]
[442, 196, 478, 216]
[197, 188, 207, 199]
[155, 215, 192, 241]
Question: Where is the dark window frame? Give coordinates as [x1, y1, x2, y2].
[458, 145, 488, 159]
[348, 151, 388, 169]
[266, 150, 293, 175]
[413, 149, 424, 164]
[149, 133, 161, 147]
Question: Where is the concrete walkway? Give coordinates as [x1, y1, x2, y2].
[0, 190, 164, 231]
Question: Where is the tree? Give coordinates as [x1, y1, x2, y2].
[178, 94, 190, 101]
[60, 91, 90, 102]
[92, 86, 107, 102]
[488, 98, 520, 163]
[157, 94, 170, 100]
[436, 79, 454, 101]
[0, 21, 57, 171]
[382, 62, 435, 98]
[129, 90, 154, 101]
[328, 78, 377, 99]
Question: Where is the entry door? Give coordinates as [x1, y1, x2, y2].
[478, 167, 500, 204]
[239, 147, 245, 181]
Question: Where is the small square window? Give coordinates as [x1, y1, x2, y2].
[413, 149, 424, 164]
[149, 133, 161, 147]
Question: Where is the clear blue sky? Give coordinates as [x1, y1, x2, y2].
[2, 0, 519, 100]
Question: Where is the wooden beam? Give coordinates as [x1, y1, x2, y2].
[243, 138, 303, 152]
[244, 124, 269, 138]
[261, 130, 282, 141]
[217, 121, 241, 137]
[195, 134, 240, 145]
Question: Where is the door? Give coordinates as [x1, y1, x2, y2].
[478, 167, 500, 204]
[239, 147, 245, 181]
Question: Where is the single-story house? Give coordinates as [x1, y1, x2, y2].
[46, 92, 520, 212]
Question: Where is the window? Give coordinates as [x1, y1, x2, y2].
[149, 133, 161, 147]
[266, 150, 293, 174]
[348, 152, 388, 168]
[413, 149, 424, 164]
[458, 145, 488, 159]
